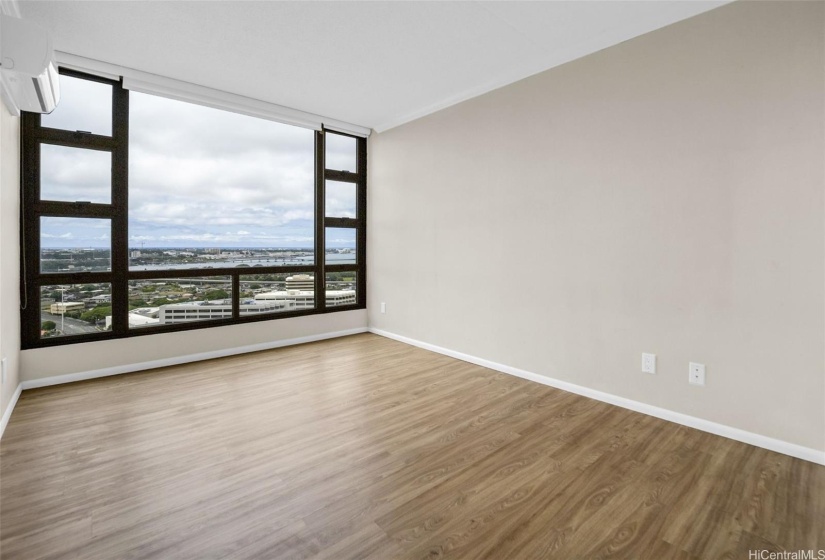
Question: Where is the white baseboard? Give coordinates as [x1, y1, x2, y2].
[369, 327, 825, 466]
[20, 327, 368, 391]
[0, 382, 23, 440]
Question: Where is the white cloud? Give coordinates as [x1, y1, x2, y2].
[41, 88, 357, 248]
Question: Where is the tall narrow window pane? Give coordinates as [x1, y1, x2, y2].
[325, 180, 356, 218]
[325, 227, 356, 265]
[40, 144, 111, 203]
[325, 132, 356, 172]
[40, 217, 111, 273]
[41, 75, 112, 136]
[128, 93, 315, 271]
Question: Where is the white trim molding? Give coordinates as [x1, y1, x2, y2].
[0, 383, 23, 440]
[369, 327, 825, 466]
[20, 327, 368, 390]
[54, 52, 371, 138]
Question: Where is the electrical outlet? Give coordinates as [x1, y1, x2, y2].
[380, 302, 386, 314]
[689, 362, 705, 386]
[1, 357, 6, 385]
[641, 353, 656, 374]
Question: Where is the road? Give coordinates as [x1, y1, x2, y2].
[41, 311, 100, 336]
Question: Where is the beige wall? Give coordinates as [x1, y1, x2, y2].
[0, 100, 21, 418]
[368, 1, 825, 451]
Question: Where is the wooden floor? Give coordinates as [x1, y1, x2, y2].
[1, 334, 823, 559]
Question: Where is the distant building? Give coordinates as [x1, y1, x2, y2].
[158, 299, 293, 324]
[130, 250, 141, 258]
[129, 314, 159, 327]
[132, 307, 160, 316]
[49, 302, 85, 314]
[105, 310, 161, 330]
[256, 290, 315, 309]
[286, 274, 314, 291]
[326, 290, 357, 307]
[255, 289, 356, 308]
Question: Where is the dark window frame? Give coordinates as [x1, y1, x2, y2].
[20, 69, 366, 349]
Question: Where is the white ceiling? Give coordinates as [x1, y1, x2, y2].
[15, 1, 729, 132]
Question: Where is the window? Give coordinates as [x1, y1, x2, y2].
[21, 69, 366, 348]
[128, 92, 316, 270]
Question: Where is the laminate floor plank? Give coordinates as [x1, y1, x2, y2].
[1, 333, 822, 559]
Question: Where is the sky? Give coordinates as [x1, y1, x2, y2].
[39, 75, 357, 249]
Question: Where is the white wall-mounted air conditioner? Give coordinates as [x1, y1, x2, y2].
[0, 13, 60, 116]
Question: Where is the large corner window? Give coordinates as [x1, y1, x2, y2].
[21, 69, 366, 348]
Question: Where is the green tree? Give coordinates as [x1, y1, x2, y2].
[41, 320, 56, 331]
[80, 306, 111, 323]
[204, 289, 230, 300]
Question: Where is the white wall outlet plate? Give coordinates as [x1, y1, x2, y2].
[689, 362, 706, 386]
[1, 357, 6, 385]
[380, 302, 386, 314]
[642, 353, 656, 374]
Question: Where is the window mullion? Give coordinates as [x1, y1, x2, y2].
[315, 130, 326, 313]
[27, 128, 115, 151]
[324, 169, 358, 183]
[21, 113, 43, 348]
[232, 274, 240, 319]
[356, 135, 367, 308]
[110, 80, 130, 335]
[324, 217, 359, 229]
